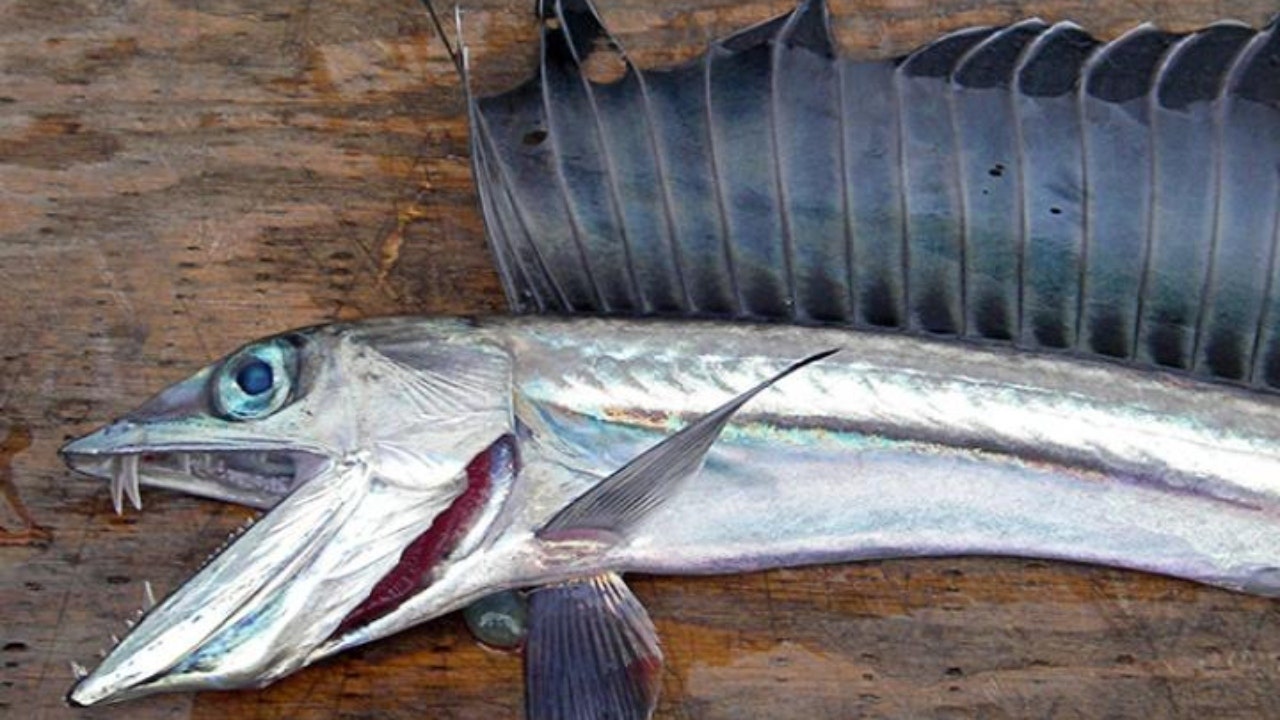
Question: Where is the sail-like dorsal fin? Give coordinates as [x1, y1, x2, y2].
[471, 0, 1280, 391]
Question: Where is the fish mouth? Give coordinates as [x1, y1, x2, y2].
[62, 433, 508, 707]
[61, 446, 317, 511]
[62, 436, 348, 707]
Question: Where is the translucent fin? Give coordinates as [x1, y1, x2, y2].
[539, 349, 836, 540]
[897, 26, 998, 334]
[1197, 21, 1280, 383]
[951, 20, 1050, 340]
[1139, 23, 1255, 369]
[473, 0, 1278, 389]
[1014, 23, 1097, 349]
[525, 573, 662, 720]
[1079, 25, 1179, 359]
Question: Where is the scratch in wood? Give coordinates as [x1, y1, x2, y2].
[376, 200, 418, 284]
[0, 423, 51, 546]
[88, 238, 138, 326]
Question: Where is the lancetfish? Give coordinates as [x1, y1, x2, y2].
[60, 0, 1280, 716]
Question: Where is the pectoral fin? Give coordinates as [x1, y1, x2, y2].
[525, 573, 662, 720]
[539, 349, 835, 540]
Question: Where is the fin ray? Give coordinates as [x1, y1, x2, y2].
[539, 349, 836, 539]
[525, 573, 662, 720]
[472, 0, 1280, 390]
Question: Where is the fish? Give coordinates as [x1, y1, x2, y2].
[59, 0, 1280, 717]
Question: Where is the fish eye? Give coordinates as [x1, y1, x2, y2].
[235, 359, 273, 396]
[213, 339, 297, 421]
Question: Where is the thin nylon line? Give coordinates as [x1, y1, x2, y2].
[454, 8, 556, 311]
[417, 0, 462, 75]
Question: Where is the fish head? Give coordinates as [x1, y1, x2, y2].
[62, 317, 518, 705]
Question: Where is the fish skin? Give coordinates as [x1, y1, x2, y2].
[328, 316, 1280, 655]
[56, 0, 1280, 713]
[62, 315, 1280, 705]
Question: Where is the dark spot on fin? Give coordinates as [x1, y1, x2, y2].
[1086, 28, 1180, 103]
[1018, 25, 1098, 98]
[783, 0, 834, 57]
[953, 20, 1048, 90]
[1234, 22, 1280, 106]
[1204, 330, 1247, 380]
[901, 27, 999, 78]
[1158, 25, 1255, 110]
[1147, 321, 1191, 369]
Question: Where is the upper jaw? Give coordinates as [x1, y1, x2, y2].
[60, 420, 331, 510]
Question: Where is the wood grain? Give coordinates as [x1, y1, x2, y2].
[2, 1, 1279, 718]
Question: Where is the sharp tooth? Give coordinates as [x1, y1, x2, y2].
[109, 457, 125, 515]
[178, 453, 192, 474]
[124, 619, 135, 628]
[110, 633, 120, 645]
[123, 454, 142, 511]
[143, 580, 156, 609]
[96, 648, 107, 659]
[70, 660, 88, 679]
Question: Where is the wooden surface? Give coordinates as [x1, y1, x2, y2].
[4, 1, 1280, 718]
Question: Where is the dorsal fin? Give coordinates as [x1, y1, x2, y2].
[470, 0, 1280, 391]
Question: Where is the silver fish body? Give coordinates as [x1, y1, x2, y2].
[58, 0, 1280, 713]
[498, 316, 1280, 588]
[63, 314, 1280, 704]
[352, 316, 1280, 634]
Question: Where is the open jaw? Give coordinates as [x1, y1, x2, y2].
[62, 436, 514, 707]
[60, 448, 323, 511]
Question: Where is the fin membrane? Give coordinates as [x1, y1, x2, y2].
[470, 0, 1280, 391]
[525, 573, 662, 720]
[539, 349, 835, 540]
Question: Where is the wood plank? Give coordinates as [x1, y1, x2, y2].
[2, 1, 1278, 718]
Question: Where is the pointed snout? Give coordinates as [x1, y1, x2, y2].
[60, 420, 138, 459]
[59, 368, 213, 465]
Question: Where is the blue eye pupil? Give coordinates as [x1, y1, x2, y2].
[235, 360, 273, 396]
